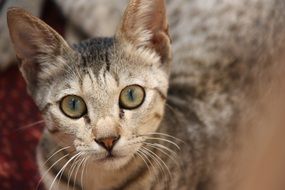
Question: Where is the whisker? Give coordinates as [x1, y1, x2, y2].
[141, 146, 172, 181]
[36, 153, 70, 190]
[140, 136, 181, 150]
[51, 153, 82, 190]
[16, 120, 45, 132]
[140, 147, 166, 181]
[73, 155, 85, 190]
[42, 146, 71, 168]
[143, 142, 178, 157]
[165, 103, 183, 125]
[135, 151, 151, 174]
[137, 149, 159, 181]
[145, 132, 185, 143]
[165, 103, 176, 112]
[46, 146, 75, 190]
[57, 151, 77, 189]
[67, 155, 82, 189]
[80, 156, 89, 190]
[49, 152, 82, 190]
[143, 142, 180, 167]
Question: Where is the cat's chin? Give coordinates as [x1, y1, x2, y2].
[93, 154, 133, 170]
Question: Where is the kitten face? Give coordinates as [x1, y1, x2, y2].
[7, 0, 170, 170]
[43, 39, 168, 169]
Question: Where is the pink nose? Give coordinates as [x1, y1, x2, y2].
[95, 136, 120, 151]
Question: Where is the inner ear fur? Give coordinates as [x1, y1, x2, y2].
[116, 0, 171, 64]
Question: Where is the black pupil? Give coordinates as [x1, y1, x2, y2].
[69, 98, 78, 111]
[128, 89, 135, 101]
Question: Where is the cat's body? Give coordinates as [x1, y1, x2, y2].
[6, 0, 285, 190]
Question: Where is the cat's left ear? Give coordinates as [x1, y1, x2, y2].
[116, 0, 171, 66]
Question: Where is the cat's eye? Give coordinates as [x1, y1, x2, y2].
[119, 85, 145, 110]
[60, 95, 87, 119]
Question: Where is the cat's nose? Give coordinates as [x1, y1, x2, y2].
[95, 136, 120, 151]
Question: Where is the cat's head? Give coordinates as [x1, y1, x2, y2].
[7, 0, 171, 169]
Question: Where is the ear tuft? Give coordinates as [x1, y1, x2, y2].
[116, 0, 171, 64]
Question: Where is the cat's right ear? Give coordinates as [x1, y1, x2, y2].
[7, 7, 74, 95]
[116, 0, 171, 67]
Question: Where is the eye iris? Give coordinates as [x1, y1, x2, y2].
[120, 85, 145, 109]
[60, 95, 87, 119]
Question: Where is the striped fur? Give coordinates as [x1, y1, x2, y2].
[7, 0, 285, 189]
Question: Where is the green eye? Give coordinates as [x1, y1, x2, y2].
[119, 85, 145, 110]
[60, 95, 87, 119]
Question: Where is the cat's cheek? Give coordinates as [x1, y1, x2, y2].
[49, 129, 76, 147]
[139, 121, 160, 135]
[74, 139, 98, 152]
[119, 112, 138, 132]
[45, 122, 59, 133]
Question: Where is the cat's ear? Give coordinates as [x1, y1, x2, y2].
[116, 0, 171, 65]
[7, 7, 74, 95]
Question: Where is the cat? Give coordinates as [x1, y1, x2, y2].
[7, 0, 285, 189]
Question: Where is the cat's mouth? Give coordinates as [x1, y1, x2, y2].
[97, 153, 126, 162]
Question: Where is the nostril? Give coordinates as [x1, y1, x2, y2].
[113, 135, 121, 143]
[95, 135, 121, 151]
[94, 139, 105, 147]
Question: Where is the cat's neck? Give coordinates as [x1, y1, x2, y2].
[84, 155, 147, 189]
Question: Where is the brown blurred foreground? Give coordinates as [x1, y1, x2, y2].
[216, 49, 285, 190]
